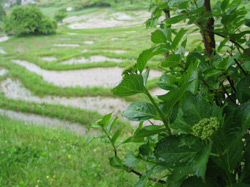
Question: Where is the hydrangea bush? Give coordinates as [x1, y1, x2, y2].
[92, 0, 250, 186]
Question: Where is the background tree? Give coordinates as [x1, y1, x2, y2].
[0, 4, 6, 21]
[54, 10, 67, 23]
[3, 4, 57, 35]
[91, 0, 250, 186]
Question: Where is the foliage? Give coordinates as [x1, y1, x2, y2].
[92, 0, 250, 186]
[54, 10, 67, 23]
[3, 4, 57, 36]
[0, 4, 6, 21]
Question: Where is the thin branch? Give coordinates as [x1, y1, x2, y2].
[213, 32, 250, 57]
[221, 82, 235, 103]
[226, 76, 236, 93]
[130, 169, 166, 184]
[234, 59, 248, 75]
[144, 87, 172, 135]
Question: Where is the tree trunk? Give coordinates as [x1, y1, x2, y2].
[201, 0, 216, 56]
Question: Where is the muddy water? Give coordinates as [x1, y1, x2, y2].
[40, 56, 58, 61]
[0, 69, 9, 76]
[84, 41, 94, 44]
[65, 11, 147, 29]
[0, 78, 163, 126]
[0, 108, 94, 135]
[0, 48, 6, 54]
[61, 55, 122, 64]
[54, 44, 80, 47]
[11, 60, 162, 88]
[1, 78, 129, 116]
[104, 50, 127, 54]
[0, 36, 9, 42]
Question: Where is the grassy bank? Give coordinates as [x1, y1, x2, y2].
[0, 116, 137, 186]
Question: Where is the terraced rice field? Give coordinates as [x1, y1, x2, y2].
[0, 8, 172, 132]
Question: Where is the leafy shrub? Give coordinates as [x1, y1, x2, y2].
[54, 11, 67, 23]
[92, 0, 250, 186]
[0, 4, 6, 21]
[3, 4, 57, 36]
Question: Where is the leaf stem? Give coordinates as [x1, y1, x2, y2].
[102, 127, 117, 156]
[144, 88, 172, 135]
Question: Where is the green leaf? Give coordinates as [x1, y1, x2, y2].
[106, 116, 118, 133]
[92, 113, 112, 128]
[213, 57, 234, 70]
[111, 128, 122, 145]
[123, 102, 159, 121]
[142, 66, 150, 86]
[123, 153, 141, 167]
[242, 134, 250, 183]
[154, 135, 203, 168]
[136, 168, 153, 187]
[166, 165, 192, 187]
[242, 61, 250, 71]
[236, 75, 250, 104]
[204, 69, 222, 80]
[161, 54, 181, 67]
[137, 48, 154, 73]
[110, 156, 123, 169]
[112, 74, 145, 96]
[221, 0, 230, 11]
[182, 177, 208, 187]
[245, 19, 250, 27]
[226, 184, 250, 187]
[172, 29, 187, 50]
[226, 139, 243, 171]
[182, 95, 212, 125]
[158, 81, 192, 116]
[191, 141, 212, 181]
[134, 125, 166, 138]
[151, 30, 166, 44]
[166, 15, 186, 25]
[139, 142, 151, 158]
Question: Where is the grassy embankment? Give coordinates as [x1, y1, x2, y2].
[0, 116, 138, 186]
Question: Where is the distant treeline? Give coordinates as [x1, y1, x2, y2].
[38, 0, 148, 10]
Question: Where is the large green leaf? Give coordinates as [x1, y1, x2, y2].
[151, 29, 166, 44]
[134, 125, 166, 138]
[110, 156, 123, 169]
[182, 95, 212, 125]
[123, 102, 159, 121]
[154, 135, 203, 168]
[112, 74, 145, 96]
[236, 75, 250, 104]
[111, 128, 122, 144]
[123, 153, 141, 167]
[181, 177, 208, 187]
[159, 81, 192, 117]
[161, 54, 181, 67]
[242, 134, 250, 183]
[137, 48, 154, 73]
[166, 165, 191, 187]
[226, 139, 243, 171]
[166, 15, 186, 25]
[171, 29, 187, 50]
[191, 141, 212, 181]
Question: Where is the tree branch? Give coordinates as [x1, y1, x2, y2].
[130, 169, 166, 184]
[213, 32, 250, 57]
[234, 59, 248, 75]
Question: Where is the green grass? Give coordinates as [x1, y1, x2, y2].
[0, 116, 138, 186]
